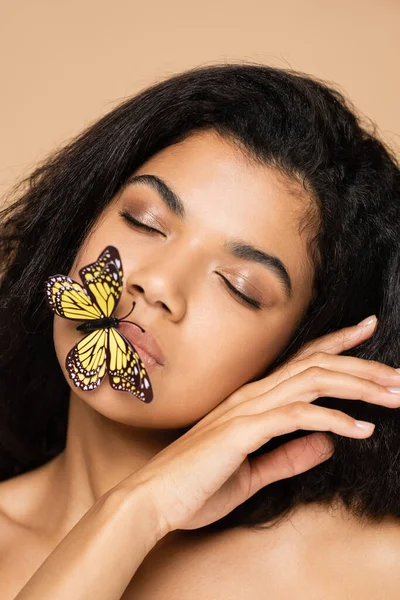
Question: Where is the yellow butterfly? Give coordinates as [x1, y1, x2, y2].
[45, 245, 153, 403]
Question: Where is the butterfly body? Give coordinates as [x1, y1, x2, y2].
[45, 245, 154, 403]
[76, 316, 120, 332]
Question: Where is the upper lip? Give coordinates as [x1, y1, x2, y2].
[117, 320, 165, 365]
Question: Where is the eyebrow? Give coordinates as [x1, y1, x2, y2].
[124, 173, 293, 300]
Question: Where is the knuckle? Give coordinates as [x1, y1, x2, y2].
[359, 377, 378, 399]
[303, 365, 325, 385]
[308, 351, 328, 366]
[331, 408, 352, 427]
[227, 415, 249, 431]
[286, 401, 309, 419]
[367, 359, 388, 376]
[306, 365, 324, 377]
[320, 407, 351, 433]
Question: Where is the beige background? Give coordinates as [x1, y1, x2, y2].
[1, 0, 399, 198]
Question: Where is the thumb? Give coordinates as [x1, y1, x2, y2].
[247, 433, 334, 497]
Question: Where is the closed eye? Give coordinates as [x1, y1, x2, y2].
[217, 274, 261, 310]
[119, 209, 164, 235]
[120, 209, 261, 310]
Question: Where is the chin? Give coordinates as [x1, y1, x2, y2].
[66, 376, 207, 430]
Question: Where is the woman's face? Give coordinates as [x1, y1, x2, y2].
[53, 130, 316, 429]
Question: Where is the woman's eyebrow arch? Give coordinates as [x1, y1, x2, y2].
[124, 173, 292, 299]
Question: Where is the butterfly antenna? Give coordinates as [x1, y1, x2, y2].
[117, 302, 145, 332]
[118, 301, 136, 321]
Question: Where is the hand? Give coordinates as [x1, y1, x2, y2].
[117, 315, 400, 536]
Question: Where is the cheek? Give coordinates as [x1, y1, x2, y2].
[167, 310, 295, 416]
[236, 314, 300, 384]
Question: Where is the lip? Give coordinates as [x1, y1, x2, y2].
[117, 321, 165, 366]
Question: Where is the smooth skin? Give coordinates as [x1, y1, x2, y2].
[9, 317, 400, 600]
[1, 131, 400, 598]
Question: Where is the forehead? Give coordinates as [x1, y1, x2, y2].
[123, 130, 317, 297]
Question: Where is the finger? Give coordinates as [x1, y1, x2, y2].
[291, 314, 378, 362]
[201, 316, 382, 421]
[242, 352, 400, 405]
[247, 432, 333, 496]
[227, 366, 400, 418]
[241, 315, 381, 398]
[190, 351, 400, 436]
[191, 316, 384, 435]
[231, 401, 375, 459]
[287, 353, 400, 386]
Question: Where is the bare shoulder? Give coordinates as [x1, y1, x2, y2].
[0, 491, 19, 553]
[126, 524, 277, 600]
[128, 505, 400, 600]
[0, 471, 33, 540]
[0, 471, 56, 599]
[0, 479, 33, 598]
[0, 467, 42, 531]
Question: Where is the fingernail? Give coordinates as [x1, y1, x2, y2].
[356, 315, 377, 329]
[354, 420, 375, 431]
[395, 368, 400, 374]
[386, 387, 400, 394]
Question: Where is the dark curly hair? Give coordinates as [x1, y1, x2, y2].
[0, 62, 399, 532]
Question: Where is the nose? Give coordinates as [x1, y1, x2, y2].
[124, 255, 187, 320]
[124, 231, 210, 319]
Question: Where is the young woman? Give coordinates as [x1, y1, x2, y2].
[0, 63, 400, 599]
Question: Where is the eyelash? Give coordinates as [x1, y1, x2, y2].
[119, 209, 262, 310]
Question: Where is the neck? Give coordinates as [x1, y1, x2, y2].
[44, 391, 187, 538]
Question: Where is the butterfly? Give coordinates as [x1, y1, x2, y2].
[44, 245, 154, 403]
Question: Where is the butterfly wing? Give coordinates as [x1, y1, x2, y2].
[66, 329, 108, 391]
[79, 246, 123, 318]
[46, 246, 150, 398]
[107, 327, 153, 403]
[45, 275, 103, 321]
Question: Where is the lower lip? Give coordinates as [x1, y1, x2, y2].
[133, 344, 162, 369]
